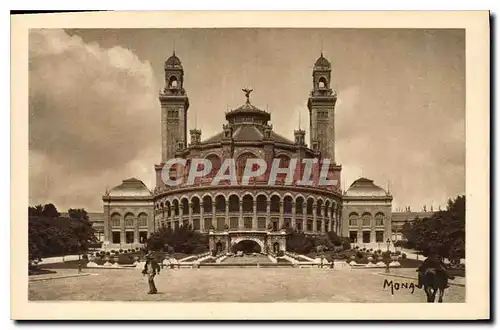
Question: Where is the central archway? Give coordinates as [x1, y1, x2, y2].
[232, 240, 262, 254]
[231, 236, 265, 254]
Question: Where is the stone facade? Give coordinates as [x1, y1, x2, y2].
[102, 52, 394, 253]
[341, 178, 393, 249]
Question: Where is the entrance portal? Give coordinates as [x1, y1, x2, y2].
[232, 240, 262, 254]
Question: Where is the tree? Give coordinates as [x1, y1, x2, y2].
[146, 225, 209, 254]
[401, 195, 465, 263]
[28, 204, 97, 264]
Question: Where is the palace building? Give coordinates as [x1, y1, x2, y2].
[102, 52, 394, 252]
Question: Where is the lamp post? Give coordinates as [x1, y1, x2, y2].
[386, 239, 391, 252]
[77, 242, 82, 273]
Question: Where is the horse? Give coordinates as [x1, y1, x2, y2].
[420, 268, 454, 303]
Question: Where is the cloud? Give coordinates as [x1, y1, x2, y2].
[29, 29, 159, 211]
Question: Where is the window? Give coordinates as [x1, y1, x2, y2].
[244, 217, 253, 229]
[216, 217, 225, 231]
[124, 213, 134, 227]
[375, 213, 385, 226]
[204, 218, 212, 229]
[307, 220, 313, 231]
[183, 220, 188, 227]
[111, 213, 121, 227]
[296, 220, 303, 231]
[284, 218, 291, 229]
[363, 232, 371, 243]
[193, 219, 200, 230]
[125, 231, 134, 244]
[349, 231, 357, 243]
[316, 221, 321, 231]
[257, 217, 266, 229]
[112, 231, 121, 244]
[376, 231, 384, 242]
[349, 212, 359, 226]
[138, 213, 147, 227]
[362, 213, 372, 226]
[139, 231, 148, 243]
[230, 217, 238, 229]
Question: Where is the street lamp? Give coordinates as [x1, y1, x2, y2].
[77, 243, 82, 273]
[386, 239, 391, 252]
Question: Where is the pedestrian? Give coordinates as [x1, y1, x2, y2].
[142, 254, 161, 294]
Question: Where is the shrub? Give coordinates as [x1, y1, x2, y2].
[356, 251, 364, 259]
[119, 249, 123, 253]
[106, 251, 111, 256]
[382, 250, 391, 259]
[395, 251, 401, 255]
[82, 254, 88, 260]
[402, 253, 407, 259]
[377, 249, 382, 254]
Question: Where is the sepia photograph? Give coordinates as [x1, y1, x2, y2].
[11, 11, 490, 320]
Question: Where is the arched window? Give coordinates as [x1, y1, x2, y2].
[124, 213, 134, 227]
[173, 200, 179, 216]
[306, 198, 314, 215]
[324, 200, 330, 218]
[169, 76, 178, 89]
[191, 197, 200, 214]
[316, 200, 323, 216]
[318, 77, 327, 89]
[349, 212, 359, 226]
[228, 195, 240, 212]
[110, 213, 121, 227]
[295, 197, 304, 215]
[203, 196, 213, 213]
[270, 195, 280, 213]
[362, 212, 372, 226]
[284, 196, 293, 214]
[181, 198, 189, 215]
[242, 195, 253, 213]
[160, 202, 164, 217]
[375, 212, 385, 226]
[215, 195, 226, 213]
[138, 213, 148, 227]
[166, 201, 171, 217]
[256, 195, 267, 213]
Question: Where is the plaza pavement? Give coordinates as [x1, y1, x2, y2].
[29, 267, 465, 303]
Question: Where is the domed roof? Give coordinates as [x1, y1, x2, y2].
[314, 53, 331, 69]
[165, 52, 182, 68]
[345, 177, 388, 197]
[108, 178, 152, 197]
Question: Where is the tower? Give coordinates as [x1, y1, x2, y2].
[307, 53, 337, 162]
[159, 51, 190, 162]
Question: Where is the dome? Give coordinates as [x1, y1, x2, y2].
[165, 52, 182, 68]
[314, 53, 331, 69]
[108, 178, 152, 197]
[345, 177, 388, 197]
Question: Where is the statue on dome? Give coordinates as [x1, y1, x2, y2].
[242, 88, 253, 102]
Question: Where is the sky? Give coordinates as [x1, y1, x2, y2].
[28, 28, 465, 212]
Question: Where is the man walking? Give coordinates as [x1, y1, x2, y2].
[142, 254, 161, 294]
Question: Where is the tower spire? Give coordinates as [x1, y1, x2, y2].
[298, 111, 301, 129]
